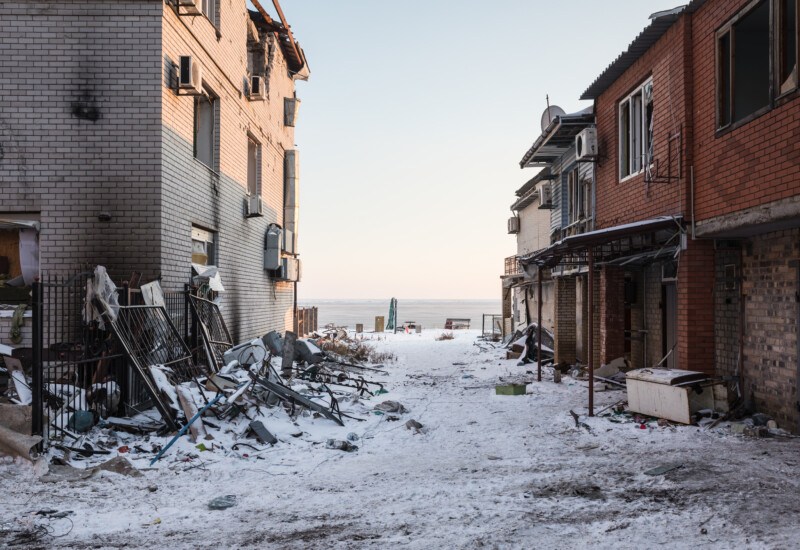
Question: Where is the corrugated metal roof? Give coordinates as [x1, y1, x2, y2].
[580, 1, 708, 100]
[519, 108, 594, 168]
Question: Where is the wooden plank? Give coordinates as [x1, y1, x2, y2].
[176, 386, 206, 443]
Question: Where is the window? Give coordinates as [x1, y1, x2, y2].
[0, 217, 39, 304]
[717, 0, 799, 129]
[567, 168, 583, 224]
[778, 0, 799, 95]
[247, 137, 260, 196]
[201, 0, 217, 27]
[194, 94, 216, 169]
[191, 226, 217, 266]
[618, 79, 653, 180]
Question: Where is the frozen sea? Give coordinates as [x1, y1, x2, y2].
[297, 299, 501, 331]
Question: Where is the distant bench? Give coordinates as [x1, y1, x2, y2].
[444, 318, 470, 330]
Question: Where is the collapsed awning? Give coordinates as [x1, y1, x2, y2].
[519, 216, 684, 269]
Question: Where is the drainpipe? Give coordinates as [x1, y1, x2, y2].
[588, 247, 594, 416]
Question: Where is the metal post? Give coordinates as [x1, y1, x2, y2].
[537, 268, 543, 383]
[183, 283, 191, 344]
[588, 247, 594, 416]
[31, 280, 43, 445]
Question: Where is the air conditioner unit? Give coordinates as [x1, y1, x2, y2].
[538, 182, 553, 209]
[178, 56, 203, 95]
[249, 75, 266, 101]
[264, 225, 282, 271]
[575, 127, 598, 161]
[282, 228, 295, 254]
[246, 194, 263, 218]
[508, 217, 520, 234]
[280, 257, 299, 282]
[177, 0, 202, 15]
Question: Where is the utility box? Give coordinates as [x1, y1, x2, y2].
[375, 316, 384, 333]
[356, 324, 363, 334]
[264, 225, 282, 271]
[626, 368, 729, 424]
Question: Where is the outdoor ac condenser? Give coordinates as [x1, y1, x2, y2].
[178, 56, 203, 95]
[281, 257, 299, 282]
[282, 229, 295, 254]
[264, 225, 282, 271]
[508, 217, 520, 234]
[246, 195, 263, 218]
[538, 182, 553, 209]
[575, 127, 598, 161]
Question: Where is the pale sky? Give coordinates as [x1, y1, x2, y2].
[280, 1, 675, 300]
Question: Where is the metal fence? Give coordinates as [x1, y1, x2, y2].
[297, 306, 318, 336]
[30, 275, 191, 447]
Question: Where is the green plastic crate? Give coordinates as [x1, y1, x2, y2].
[495, 384, 527, 395]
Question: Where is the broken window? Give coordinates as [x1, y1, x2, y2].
[717, 0, 772, 127]
[618, 78, 653, 180]
[191, 226, 217, 267]
[778, 0, 799, 95]
[194, 93, 216, 169]
[247, 137, 260, 196]
[0, 218, 39, 303]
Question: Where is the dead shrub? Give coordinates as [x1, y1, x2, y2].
[436, 332, 455, 341]
[318, 339, 395, 364]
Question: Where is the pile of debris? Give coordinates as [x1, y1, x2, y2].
[504, 322, 554, 364]
[1, 268, 396, 468]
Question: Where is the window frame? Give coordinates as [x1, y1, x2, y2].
[193, 91, 217, 171]
[775, 0, 799, 98]
[191, 226, 218, 267]
[201, 0, 218, 28]
[618, 77, 653, 182]
[247, 135, 261, 197]
[715, 0, 800, 133]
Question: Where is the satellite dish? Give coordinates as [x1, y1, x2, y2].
[540, 105, 567, 132]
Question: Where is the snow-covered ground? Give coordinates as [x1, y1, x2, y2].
[2, 330, 800, 549]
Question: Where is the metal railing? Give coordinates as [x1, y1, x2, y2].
[297, 306, 318, 336]
[504, 256, 521, 276]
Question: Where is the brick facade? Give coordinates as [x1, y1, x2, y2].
[553, 277, 576, 364]
[741, 230, 799, 432]
[599, 266, 625, 364]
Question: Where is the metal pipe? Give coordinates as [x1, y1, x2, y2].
[691, 165, 696, 239]
[588, 247, 594, 416]
[31, 279, 43, 448]
[537, 270, 543, 383]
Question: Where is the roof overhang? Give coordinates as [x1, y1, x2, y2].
[580, 1, 708, 100]
[519, 216, 684, 268]
[519, 110, 594, 169]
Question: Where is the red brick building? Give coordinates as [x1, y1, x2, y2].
[583, 0, 800, 431]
